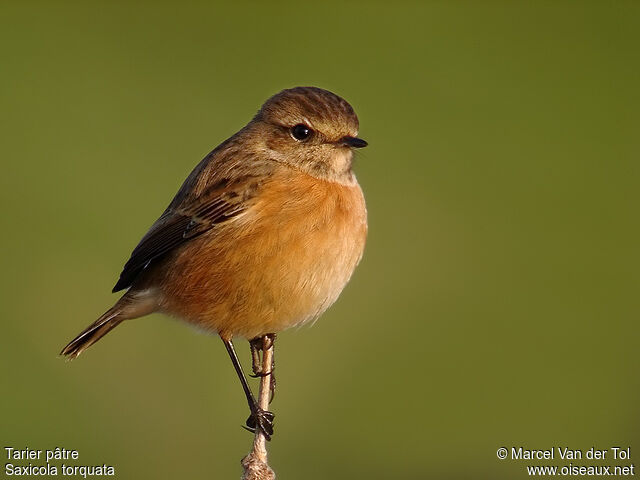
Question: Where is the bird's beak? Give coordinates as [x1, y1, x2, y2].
[340, 136, 368, 149]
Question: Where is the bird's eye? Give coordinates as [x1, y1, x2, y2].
[290, 124, 313, 141]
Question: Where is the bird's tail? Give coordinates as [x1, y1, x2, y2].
[60, 289, 158, 359]
[60, 306, 124, 360]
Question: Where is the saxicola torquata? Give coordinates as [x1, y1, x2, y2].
[61, 86, 368, 439]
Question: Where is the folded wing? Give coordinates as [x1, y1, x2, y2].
[112, 175, 261, 292]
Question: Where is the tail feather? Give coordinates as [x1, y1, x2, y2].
[60, 307, 123, 360]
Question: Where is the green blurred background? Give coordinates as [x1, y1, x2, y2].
[1, 1, 638, 479]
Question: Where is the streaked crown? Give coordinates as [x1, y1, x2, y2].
[257, 87, 360, 141]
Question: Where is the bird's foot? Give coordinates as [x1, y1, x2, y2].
[250, 334, 276, 375]
[249, 333, 277, 403]
[244, 407, 275, 441]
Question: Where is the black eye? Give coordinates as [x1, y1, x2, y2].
[291, 124, 313, 141]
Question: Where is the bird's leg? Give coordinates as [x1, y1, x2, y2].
[249, 337, 263, 376]
[249, 334, 276, 403]
[222, 338, 274, 440]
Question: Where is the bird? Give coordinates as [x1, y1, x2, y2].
[61, 86, 368, 439]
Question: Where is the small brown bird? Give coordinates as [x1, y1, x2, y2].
[61, 86, 368, 439]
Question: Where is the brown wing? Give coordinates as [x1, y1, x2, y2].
[112, 175, 261, 292]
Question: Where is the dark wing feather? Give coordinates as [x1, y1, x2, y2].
[112, 176, 260, 292]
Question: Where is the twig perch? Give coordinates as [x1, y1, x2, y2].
[241, 337, 276, 480]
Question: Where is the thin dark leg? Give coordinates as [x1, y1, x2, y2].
[223, 339, 256, 410]
[222, 338, 275, 440]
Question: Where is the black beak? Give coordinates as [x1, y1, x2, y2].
[340, 136, 368, 149]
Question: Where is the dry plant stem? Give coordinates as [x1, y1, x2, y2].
[241, 336, 276, 480]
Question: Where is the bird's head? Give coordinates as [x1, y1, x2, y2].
[250, 86, 367, 184]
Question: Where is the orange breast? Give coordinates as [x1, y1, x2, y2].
[155, 168, 367, 340]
